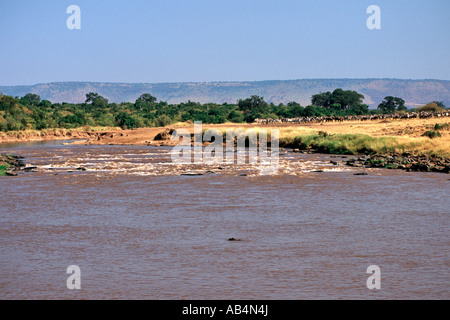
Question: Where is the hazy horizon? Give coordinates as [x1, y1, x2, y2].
[2, 78, 449, 107]
[2, 77, 450, 88]
[1, 0, 449, 86]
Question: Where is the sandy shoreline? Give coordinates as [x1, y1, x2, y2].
[1, 118, 450, 174]
[0, 117, 448, 147]
[0, 126, 183, 146]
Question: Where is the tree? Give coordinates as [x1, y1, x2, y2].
[431, 101, 446, 109]
[85, 92, 100, 103]
[85, 92, 99, 103]
[135, 93, 157, 111]
[311, 92, 332, 109]
[330, 103, 342, 111]
[303, 105, 320, 117]
[39, 100, 52, 108]
[330, 89, 364, 110]
[19, 93, 41, 106]
[286, 102, 304, 117]
[377, 96, 406, 113]
[0, 115, 7, 132]
[85, 92, 108, 108]
[136, 93, 157, 104]
[287, 101, 301, 108]
[348, 104, 369, 115]
[0, 95, 18, 111]
[238, 95, 267, 114]
[92, 96, 109, 108]
[115, 112, 136, 129]
[311, 89, 364, 111]
[227, 110, 244, 123]
[238, 95, 268, 122]
[416, 103, 443, 112]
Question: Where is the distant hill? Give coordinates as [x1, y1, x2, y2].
[1, 79, 449, 108]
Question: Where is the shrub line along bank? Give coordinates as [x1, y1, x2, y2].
[1, 89, 448, 132]
[155, 128, 450, 174]
[279, 131, 450, 173]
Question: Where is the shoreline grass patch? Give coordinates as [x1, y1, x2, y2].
[200, 124, 450, 159]
[280, 133, 398, 155]
[279, 132, 450, 158]
[0, 164, 8, 176]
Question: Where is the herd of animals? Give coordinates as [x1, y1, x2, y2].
[254, 111, 450, 125]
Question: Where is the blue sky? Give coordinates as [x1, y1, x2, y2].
[1, 0, 449, 85]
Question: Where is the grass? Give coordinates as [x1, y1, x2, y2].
[393, 136, 450, 158]
[280, 133, 400, 155]
[0, 126, 120, 138]
[203, 123, 450, 158]
[279, 132, 450, 158]
[3, 117, 450, 159]
[0, 164, 8, 176]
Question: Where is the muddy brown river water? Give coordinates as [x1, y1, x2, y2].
[0, 141, 448, 299]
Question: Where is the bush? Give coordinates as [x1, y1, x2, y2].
[6, 116, 23, 131]
[35, 120, 48, 130]
[0, 95, 18, 111]
[434, 123, 449, 130]
[283, 133, 396, 155]
[0, 118, 7, 132]
[156, 115, 172, 127]
[95, 113, 115, 127]
[416, 103, 443, 112]
[0, 164, 8, 176]
[116, 112, 136, 129]
[422, 130, 441, 139]
[228, 110, 245, 123]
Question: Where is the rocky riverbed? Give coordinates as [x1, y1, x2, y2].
[290, 149, 450, 173]
[0, 153, 27, 176]
[339, 152, 450, 173]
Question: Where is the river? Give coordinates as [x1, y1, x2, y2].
[0, 141, 448, 299]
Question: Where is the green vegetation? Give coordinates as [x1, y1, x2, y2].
[415, 102, 444, 112]
[238, 95, 269, 122]
[311, 88, 367, 113]
[0, 90, 373, 132]
[434, 123, 449, 130]
[276, 128, 450, 158]
[280, 133, 399, 155]
[384, 163, 399, 169]
[0, 89, 446, 133]
[0, 164, 8, 176]
[423, 130, 441, 139]
[0, 92, 248, 132]
[377, 96, 407, 113]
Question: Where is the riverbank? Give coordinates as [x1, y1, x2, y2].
[0, 126, 119, 144]
[0, 153, 26, 176]
[1, 118, 449, 173]
[161, 118, 450, 173]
